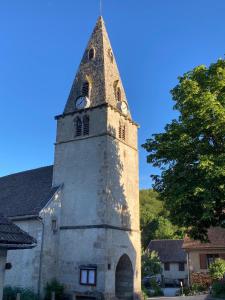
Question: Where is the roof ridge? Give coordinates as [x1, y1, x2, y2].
[0, 165, 53, 179]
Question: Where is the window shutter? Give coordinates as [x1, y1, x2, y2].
[199, 254, 207, 269]
[219, 253, 225, 260]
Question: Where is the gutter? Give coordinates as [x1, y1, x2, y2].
[9, 215, 40, 221]
[37, 217, 45, 299]
[0, 243, 36, 250]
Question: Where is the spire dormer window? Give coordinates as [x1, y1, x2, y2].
[88, 48, 95, 60]
[108, 49, 113, 63]
[82, 81, 90, 98]
[116, 87, 121, 102]
[75, 117, 82, 137]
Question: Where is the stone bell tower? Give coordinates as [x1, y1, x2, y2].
[53, 16, 141, 300]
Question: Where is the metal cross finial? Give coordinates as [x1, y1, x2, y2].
[99, 0, 103, 16]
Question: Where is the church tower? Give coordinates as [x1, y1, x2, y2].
[53, 17, 141, 300]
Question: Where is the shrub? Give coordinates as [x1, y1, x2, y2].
[3, 286, 37, 300]
[182, 283, 208, 296]
[211, 280, 225, 299]
[44, 279, 64, 300]
[142, 250, 162, 278]
[209, 258, 225, 281]
[148, 279, 164, 297]
[141, 288, 149, 300]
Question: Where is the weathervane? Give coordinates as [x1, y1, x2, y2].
[99, 0, 103, 16]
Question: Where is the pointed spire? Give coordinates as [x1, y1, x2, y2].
[64, 16, 130, 117]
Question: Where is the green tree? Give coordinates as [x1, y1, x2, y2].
[209, 258, 225, 280]
[142, 250, 162, 277]
[140, 189, 185, 248]
[142, 59, 225, 240]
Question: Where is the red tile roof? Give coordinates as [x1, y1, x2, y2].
[183, 227, 225, 250]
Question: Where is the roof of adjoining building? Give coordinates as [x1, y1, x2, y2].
[0, 165, 58, 218]
[0, 216, 36, 249]
[148, 239, 186, 263]
[183, 227, 225, 250]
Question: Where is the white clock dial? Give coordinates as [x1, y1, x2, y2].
[75, 96, 90, 110]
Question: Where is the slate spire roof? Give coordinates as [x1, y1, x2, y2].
[0, 165, 58, 218]
[0, 216, 36, 249]
[64, 16, 130, 115]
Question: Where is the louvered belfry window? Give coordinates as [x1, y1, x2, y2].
[82, 81, 89, 97]
[83, 115, 89, 136]
[122, 125, 126, 140]
[75, 117, 82, 136]
[119, 123, 122, 139]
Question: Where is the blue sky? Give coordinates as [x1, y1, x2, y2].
[0, 0, 225, 188]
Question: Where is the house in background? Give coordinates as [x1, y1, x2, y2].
[0, 216, 36, 300]
[183, 227, 225, 285]
[148, 240, 188, 285]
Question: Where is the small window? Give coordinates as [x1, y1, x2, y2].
[179, 263, 185, 271]
[51, 218, 57, 233]
[88, 48, 95, 60]
[80, 267, 97, 286]
[116, 87, 121, 102]
[164, 262, 170, 271]
[82, 81, 89, 97]
[108, 49, 113, 63]
[75, 117, 82, 136]
[83, 115, 89, 136]
[207, 254, 219, 267]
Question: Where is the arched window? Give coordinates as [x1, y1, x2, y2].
[116, 87, 121, 102]
[83, 115, 89, 136]
[82, 81, 89, 97]
[75, 117, 82, 137]
[88, 48, 95, 60]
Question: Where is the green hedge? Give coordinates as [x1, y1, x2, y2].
[212, 281, 225, 299]
[3, 286, 37, 300]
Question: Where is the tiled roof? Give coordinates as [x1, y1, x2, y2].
[0, 165, 58, 217]
[0, 216, 36, 249]
[183, 227, 225, 250]
[148, 239, 186, 263]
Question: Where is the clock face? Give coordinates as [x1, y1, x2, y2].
[75, 96, 90, 110]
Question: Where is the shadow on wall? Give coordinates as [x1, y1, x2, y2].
[105, 125, 132, 229]
[103, 125, 139, 300]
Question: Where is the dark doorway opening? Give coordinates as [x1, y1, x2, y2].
[115, 254, 134, 299]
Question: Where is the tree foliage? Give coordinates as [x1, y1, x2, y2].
[140, 189, 185, 248]
[142, 59, 225, 240]
[209, 258, 225, 280]
[142, 250, 162, 277]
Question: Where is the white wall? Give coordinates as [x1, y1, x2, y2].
[4, 220, 42, 292]
[162, 262, 188, 281]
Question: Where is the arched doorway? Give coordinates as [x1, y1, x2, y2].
[115, 254, 134, 300]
